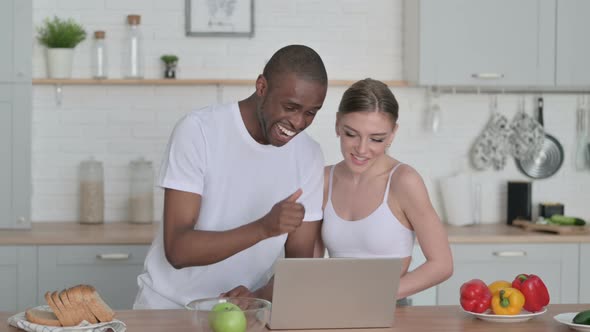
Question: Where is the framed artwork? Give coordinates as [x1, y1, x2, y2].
[185, 0, 254, 37]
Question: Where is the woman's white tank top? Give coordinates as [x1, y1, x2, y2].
[321, 163, 414, 258]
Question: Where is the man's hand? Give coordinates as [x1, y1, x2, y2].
[221, 285, 257, 298]
[259, 189, 305, 238]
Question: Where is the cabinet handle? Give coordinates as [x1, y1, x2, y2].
[471, 73, 505, 79]
[492, 251, 527, 257]
[96, 253, 131, 260]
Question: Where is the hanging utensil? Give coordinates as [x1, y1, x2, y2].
[427, 86, 442, 134]
[574, 95, 588, 171]
[516, 97, 564, 179]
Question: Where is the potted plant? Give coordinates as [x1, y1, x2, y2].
[160, 55, 179, 79]
[37, 16, 87, 79]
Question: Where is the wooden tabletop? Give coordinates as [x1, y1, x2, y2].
[3, 304, 589, 332]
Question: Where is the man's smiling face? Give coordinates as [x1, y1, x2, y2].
[255, 72, 327, 146]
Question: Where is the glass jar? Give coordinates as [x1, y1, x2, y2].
[79, 158, 104, 224]
[123, 14, 144, 78]
[129, 158, 154, 223]
[92, 30, 108, 79]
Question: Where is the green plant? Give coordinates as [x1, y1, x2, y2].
[160, 55, 179, 65]
[37, 16, 87, 48]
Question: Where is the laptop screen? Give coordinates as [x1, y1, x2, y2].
[268, 257, 403, 330]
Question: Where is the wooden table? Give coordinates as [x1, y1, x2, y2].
[3, 304, 589, 332]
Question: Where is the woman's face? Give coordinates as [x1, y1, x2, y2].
[336, 111, 397, 173]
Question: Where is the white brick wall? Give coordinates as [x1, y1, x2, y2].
[32, 0, 590, 223]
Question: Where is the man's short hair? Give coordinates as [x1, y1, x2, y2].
[263, 45, 328, 88]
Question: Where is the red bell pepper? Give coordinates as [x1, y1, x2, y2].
[511, 274, 550, 312]
[460, 279, 492, 313]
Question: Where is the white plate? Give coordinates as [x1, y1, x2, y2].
[462, 307, 547, 323]
[554, 312, 590, 331]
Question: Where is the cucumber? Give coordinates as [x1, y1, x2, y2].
[573, 310, 590, 325]
[548, 214, 586, 226]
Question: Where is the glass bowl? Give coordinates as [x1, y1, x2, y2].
[185, 297, 271, 332]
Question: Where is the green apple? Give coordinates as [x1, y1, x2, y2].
[208, 302, 247, 332]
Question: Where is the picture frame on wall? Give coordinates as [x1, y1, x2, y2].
[185, 0, 254, 37]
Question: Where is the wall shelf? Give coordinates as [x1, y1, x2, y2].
[32, 79, 409, 106]
[32, 78, 409, 87]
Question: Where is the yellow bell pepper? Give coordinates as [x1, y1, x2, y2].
[488, 280, 512, 295]
[491, 288, 525, 315]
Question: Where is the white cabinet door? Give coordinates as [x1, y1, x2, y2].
[0, 246, 38, 311]
[437, 243, 578, 305]
[580, 244, 590, 303]
[405, 0, 556, 87]
[0, 0, 31, 83]
[556, 0, 590, 86]
[0, 0, 13, 82]
[37, 245, 150, 310]
[0, 87, 11, 226]
[12, 0, 32, 83]
[0, 84, 31, 229]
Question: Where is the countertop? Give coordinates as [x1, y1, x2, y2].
[0, 222, 160, 245]
[3, 304, 589, 332]
[0, 222, 589, 245]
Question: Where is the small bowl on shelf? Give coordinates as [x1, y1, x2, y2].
[185, 297, 271, 332]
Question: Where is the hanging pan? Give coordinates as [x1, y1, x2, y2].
[516, 97, 564, 179]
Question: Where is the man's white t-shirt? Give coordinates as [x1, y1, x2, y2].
[134, 102, 324, 309]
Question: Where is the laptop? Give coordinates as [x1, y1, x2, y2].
[267, 257, 403, 330]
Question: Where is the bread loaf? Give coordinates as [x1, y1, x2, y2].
[27, 285, 115, 327]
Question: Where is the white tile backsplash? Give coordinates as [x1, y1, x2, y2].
[31, 0, 590, 223]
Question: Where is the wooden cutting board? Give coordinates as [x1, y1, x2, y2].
[512, 219, 590, 235]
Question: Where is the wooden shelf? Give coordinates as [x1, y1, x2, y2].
[32, 78, 409, 87]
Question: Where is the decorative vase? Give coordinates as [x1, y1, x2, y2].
[46, 48, 74, 78]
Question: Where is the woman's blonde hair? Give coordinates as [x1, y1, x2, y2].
[338, 78, 399, 124]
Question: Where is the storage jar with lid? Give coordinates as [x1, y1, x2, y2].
[79, 158, 104, 224]
[92, 30, 108, 79]
[123, 14, 144, 78]
[129, 158, 154, 223]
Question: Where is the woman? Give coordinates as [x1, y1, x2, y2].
[315, 78, 453, 302]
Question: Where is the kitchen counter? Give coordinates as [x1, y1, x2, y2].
[3, 304, 589, 332]
[0, 222, 588, 245]
[445, 223, 590, 243]
[0, 222, 159, 245]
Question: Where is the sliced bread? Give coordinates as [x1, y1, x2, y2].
[25, 307, 61, 326]
[59, 288, 85, 325]
[44, 291, 69, 327]
[67, 285, 98, 324]
[79, 285, 115, 322]
[51, 290, 76, 326]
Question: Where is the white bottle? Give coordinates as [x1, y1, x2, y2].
[92, 31, 108, 79]
[123, 15, 144, 78]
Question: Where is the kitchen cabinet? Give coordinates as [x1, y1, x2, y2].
[436, 243, 579, 305]
[37, 245, 150, 310]
[0, 0, 31, 229]
[0, 84, 31, 230]
[0, 0, 31, 83]
[556, 0, 590, 86]
[0, 246, 37, 311]
[580, 244, 590, 303]
[404, 0, 556, 87]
